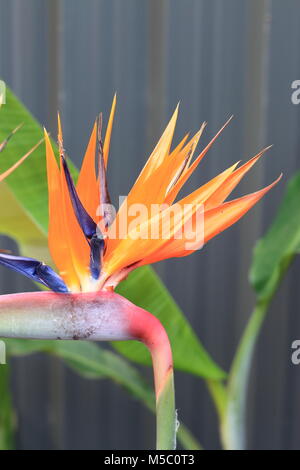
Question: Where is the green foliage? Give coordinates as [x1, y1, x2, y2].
[0, 363, 14, 450]
[222, 173, 300, 449]
[4, 339, 201, 449]
[250, 172, 300, 300]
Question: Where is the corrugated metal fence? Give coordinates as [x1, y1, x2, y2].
[0, 0, 300, 449]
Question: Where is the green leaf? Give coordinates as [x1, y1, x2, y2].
[0, 361, 15, 450]
[5, 338, 202, 449]
[222, 175, 298, 449]
[0, 86, 225, 380]
[250, 172, 300, 300]
[5, 339, 154, 408]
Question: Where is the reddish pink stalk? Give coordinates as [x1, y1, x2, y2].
[126, 306, 173, 400]
[0, 289, 173, 411]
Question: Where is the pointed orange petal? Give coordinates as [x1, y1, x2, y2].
[105, 162, 238, 263]
[57, 112, 63, 144]
[135, 129, 194, 205]
[103, 200, 196, 277]
[165, 116, 233, 204]
[139, 127, 204, 207]
[60, 157, 91, 289]
[106, 107, 180, 253]
[167, 161, 239, 208]
[134, 105, 179, 188]
[140, 174, 282, 265]
[135, 163, 239, 265]
[76, 121, 100, 222]
[165, 124, 206, 196]
[203, 174, 282, 244]
[0, 138, 43, 182]
[103, 94, 117, 167]
[204, 147, 271, 210]
[170, 132, 190, 156]
[147, 104, 179, 175]
[56, 119, 91, 290]
[44, 129, 80, 291]
[138, 204, 205, 266]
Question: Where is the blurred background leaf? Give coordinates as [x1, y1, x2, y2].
[5, 338, 202, 449]
[0, 363, 14, 450]
[250, 172, 300, 301]
[222, 173, 300, 449]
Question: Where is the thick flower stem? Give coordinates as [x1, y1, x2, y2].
[156, 368, 176, 450]
[127, 307, 176, 450]
[0, 290, 176, 449]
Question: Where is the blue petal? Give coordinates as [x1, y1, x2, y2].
[61, 155, 98, 239]
[90, 235, 104, 280]
[35, 263, 69, 293]
[96, 114, 114, 228]
[0, 253, 68, 293]
[61, 153, 107, 280]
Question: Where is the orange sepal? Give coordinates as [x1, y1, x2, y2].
[203, 174, 282, 245]
[103, 93, 117, 167]
[105, 107, 180, 255]
[103, 200, 197, 277]
[163, 125, 206, 198]
[104, 162, 237, 266]
[44, 129, 80, 291]
[173, 161, 239, 208]
[56, 118, 91, 290]
[131, 105, 179, 193]
[204, 147, 271, 210]
[141, 174, 282, 265]
[76, 121, 100, 222]
[134, 163, 240, 266]
[165, 117, 233, 205]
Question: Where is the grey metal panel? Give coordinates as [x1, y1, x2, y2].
[249, 0, 300, 450]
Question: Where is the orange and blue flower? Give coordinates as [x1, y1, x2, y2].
[0, 97, 281, 294]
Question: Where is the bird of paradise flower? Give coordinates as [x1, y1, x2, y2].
[0, 96, 281, 449]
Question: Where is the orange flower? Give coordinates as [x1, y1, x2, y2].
[0, 97, 281, 293]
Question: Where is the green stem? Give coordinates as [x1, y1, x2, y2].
[221, 256, 294, 450]
[156, 367, 176, 450]
[206, 379, 228, 422]
[0, 358, 15, 450]
[139, 316, 176, 450]
[127, 303, 177, 449]
[221, 299, 270, 450]
[0, 291, 177, 450]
